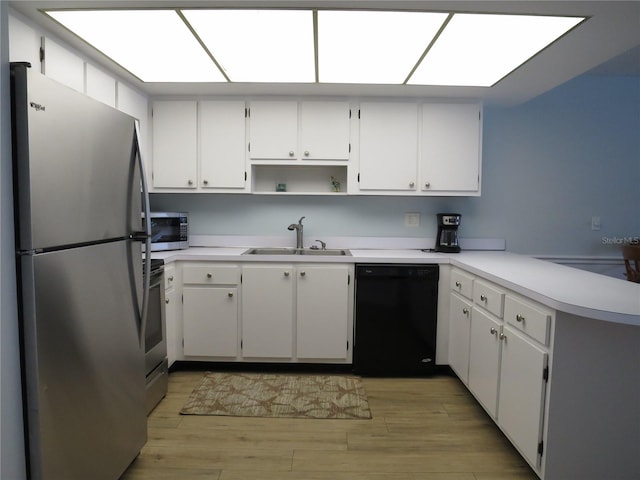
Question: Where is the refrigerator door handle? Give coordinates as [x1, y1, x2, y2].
[135, 121, 151, 348]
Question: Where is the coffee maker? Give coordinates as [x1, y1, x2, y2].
[435, 213, 461, 253]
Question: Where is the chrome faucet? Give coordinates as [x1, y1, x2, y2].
[287, 216, 305, 248]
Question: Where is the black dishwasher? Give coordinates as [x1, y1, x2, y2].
[354, 264, 439, 376]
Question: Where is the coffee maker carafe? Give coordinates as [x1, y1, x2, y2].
[435, 213, 461, 253]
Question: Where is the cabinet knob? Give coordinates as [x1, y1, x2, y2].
[462, 308, 469, 315]
[499, 332, 506, 341]
[168, 276, 174, 282]
[480, 295, 487, 302]
[203, 179, 209, 185]
[165, 298, 170, 304]
[409, 181, 415, 188]
[300, 271, 306, 277]
[455, 281, 461, 288]
[304, 150, 309, 157]
[490, 327, 497, 335]
[289, 151, 295, 157]
[207, 273, 212, 279]
[284, 271, 290, 277]
[425, 182, 431, 188]
[228, 292, 234, 298]
[188, 179, 193, 185]
[516, 314, 525, 322]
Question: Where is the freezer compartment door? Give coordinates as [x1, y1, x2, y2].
[12, 65, 141, 251]
[19, 240, 146, 480]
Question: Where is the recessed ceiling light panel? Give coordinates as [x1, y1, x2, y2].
[317, 10, 448, 84]
[182, 9, 315, 83]
[46, 10, 227, 82]
[408, 13, 585, 87]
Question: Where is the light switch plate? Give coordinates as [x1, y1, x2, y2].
[405, 212, 420, 227]
[591, 216, 601, 231]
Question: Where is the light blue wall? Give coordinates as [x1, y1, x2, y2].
[151, 74, 640, 257]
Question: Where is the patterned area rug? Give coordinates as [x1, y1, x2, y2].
[180, 372, 372, 419]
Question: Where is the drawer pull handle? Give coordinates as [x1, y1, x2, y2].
[207, 273, 212, 279]
[480, 294, 487, 302]
[490, 327, 497, 335]
[462, 308, 469, 315]
[300, 271, 306, 277]
[284, 271, 290, 277]
[516, 314, 525, 322]
[455, 281, 461, 287]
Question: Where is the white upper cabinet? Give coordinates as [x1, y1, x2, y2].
[358, 102, 419, 191]
[248, 100, 351, 162]
[85, 63, 116, 107]
[248, 101, 299, 160]
[199, 101, 247, 189]
[299, 102, 351, 161]
[152, 101, 198, 189]
[41, 36, 84, 93]
[151, 100, 247, 191]
[420, 103, 482, 194]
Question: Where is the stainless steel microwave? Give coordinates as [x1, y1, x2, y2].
[143, 212, 188, 251]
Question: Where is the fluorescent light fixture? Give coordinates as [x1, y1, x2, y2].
[317, 10, 448, 84]
[182, 9, 314, 83]
[408, 13, 584, 87]
[46, 10, 226, 82]
[44, 8, 586, 86]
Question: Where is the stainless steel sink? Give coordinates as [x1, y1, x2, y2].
[297, 249, 351, 256]
[243, 248, 350, 256]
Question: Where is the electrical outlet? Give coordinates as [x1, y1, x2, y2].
[405, 212, 420, 227]
[591, 216, 601, 231]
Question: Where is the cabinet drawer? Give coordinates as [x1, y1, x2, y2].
[451, 269, 474, 299]
[473, 280, 505, 318]
[504, 295, 552, 345]
[182, 265, 240, 285]
[164, 266, 175, 290]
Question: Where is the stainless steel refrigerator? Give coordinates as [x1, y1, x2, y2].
[10, 63, 150, 480]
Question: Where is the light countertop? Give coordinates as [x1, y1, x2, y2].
[152, 247, 640, 326]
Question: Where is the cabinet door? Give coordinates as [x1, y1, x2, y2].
[183, 287, 238, 357]
[249, 101, 298, 160]
[297, 265, 350, 359]
[498, 326, 548, 469]
[299, 102, 350, 161]
[152, 101, 197, 188]
[449, 292, 473, 384]
[164, 287, 180, 367]
[241, 265, 294, 358]
[420, 103, 481, 192]
[41, 36, 84, 93]
[200, 101, 247, 189]
[359, 102, 418, 191]
[468, 308, 501, 418]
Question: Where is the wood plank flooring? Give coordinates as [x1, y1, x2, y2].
[120, 369, 538, 480]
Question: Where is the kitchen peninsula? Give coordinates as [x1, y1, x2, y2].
[153, 246, 640, 480]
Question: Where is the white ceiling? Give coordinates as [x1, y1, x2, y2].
[9, 1, 640, 106]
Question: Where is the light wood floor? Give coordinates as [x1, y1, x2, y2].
[121, 369, 538, 480]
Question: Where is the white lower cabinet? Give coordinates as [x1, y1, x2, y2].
[241, 264, 295, 358]
[296, 265, 351, 360]
[468, 307, 502, 418]
[241, 263, 353, 362]
[181, 264, 241, 358]
[183, 287, 238, 357]
[448, 292, 472, 384]
[449, 269, 552, 477]
[497, 325, 548, 469]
